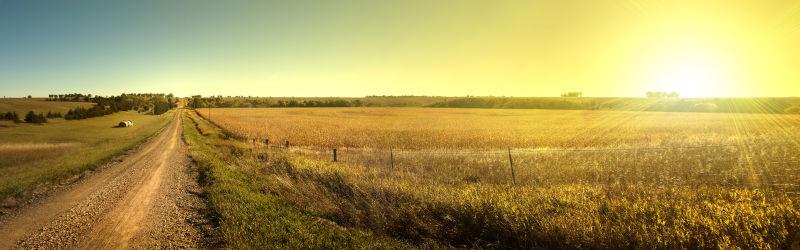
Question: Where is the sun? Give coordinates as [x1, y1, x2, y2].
[651, 58, 723, 97]
[633, 20, 738, 98]
[645, 46, 730, 98]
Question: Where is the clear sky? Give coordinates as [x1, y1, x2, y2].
[1, 0, 799, 98]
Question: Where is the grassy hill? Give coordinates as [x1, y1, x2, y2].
[0, 98, 94, 114]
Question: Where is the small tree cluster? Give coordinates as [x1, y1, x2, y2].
[561, 92, 583, 98]
[65, 106, 113, 120]
[646, 91, 680, 98]
[24, 111, 47, 124]
[1, 112, 22, 123]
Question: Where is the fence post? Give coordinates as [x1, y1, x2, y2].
[333, 148, 337, 162]
[390, 148, 395, 171]
[508, 147, 516, 185]
[285, 140, 289, 149]
[265, 138, 269, 145]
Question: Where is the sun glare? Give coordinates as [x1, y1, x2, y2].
[654, 61, 721, 97]
[645, 48, 729, 98]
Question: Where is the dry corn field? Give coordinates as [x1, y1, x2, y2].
[200, 108, 800, 189]
[195, 108, 800, 247]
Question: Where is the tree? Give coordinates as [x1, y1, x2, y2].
[24, 111, 47, 124]
[24, 111, 35, 123]
[4, 112, 22, 123]
[646, 91, 680, 98]
[561, 92, 583, 98]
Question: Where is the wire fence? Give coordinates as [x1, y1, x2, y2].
[194, 109, 800, 193]
[249, 138, 800, 192]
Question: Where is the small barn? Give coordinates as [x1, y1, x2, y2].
[118, 120, 133, 127]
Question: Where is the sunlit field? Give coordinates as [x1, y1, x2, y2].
[202, 107, 800, 149]
[191, 108, 800, 248]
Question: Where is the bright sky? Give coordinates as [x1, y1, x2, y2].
[1, 0, 799, 97]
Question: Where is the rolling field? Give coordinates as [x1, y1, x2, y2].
[0, 110, 172, 203]
[201, 107, 800, 149]
[0, 98, 93, 115]
[190, 107, 800, 248]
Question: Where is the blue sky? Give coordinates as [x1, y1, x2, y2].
[2, 0, 799, 97]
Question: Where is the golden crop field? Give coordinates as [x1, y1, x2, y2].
[193, 107, 800, 248]
[201, 107, 800, 149]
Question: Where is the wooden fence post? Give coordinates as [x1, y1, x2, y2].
[333, 148, 337, 162]
[390, 148, 395, 171]
[508, 147, 516, 185]
[285, 140, 289, 149]
[265, 138, 269, 145]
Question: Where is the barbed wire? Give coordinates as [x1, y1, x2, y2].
[257, 141, 800, 156]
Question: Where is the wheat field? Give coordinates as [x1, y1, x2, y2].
[195, 108, 800, 248]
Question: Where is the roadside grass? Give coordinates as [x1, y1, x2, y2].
[181, 110, 411, 249]
[0, 111, 172, 201]
[0, 98, 93, 115]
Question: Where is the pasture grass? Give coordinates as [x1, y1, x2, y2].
[0, 111, 172, 201]
[0, 98, 93, 114]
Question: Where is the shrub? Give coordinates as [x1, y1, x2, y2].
[23, 111, 47, 124]
[1, 112, 21, 123]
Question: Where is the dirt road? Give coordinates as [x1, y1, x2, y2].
[0, 110, 212, 249]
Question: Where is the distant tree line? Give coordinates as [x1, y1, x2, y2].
[187, 95, 447, 108]
[181, 94, 800, 115]
[56, 93, 178, 120]
[645, 91, 680, 98]
[0, 111, 50, 124]
[561, 92, 583, 97]
[428, 97, 607, 110]
[47, 93, 94, 102]
[428, 97, 800, 114]
[190, 96, 363, 108]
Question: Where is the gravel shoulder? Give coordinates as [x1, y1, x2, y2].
[0, 110, 214, 249]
